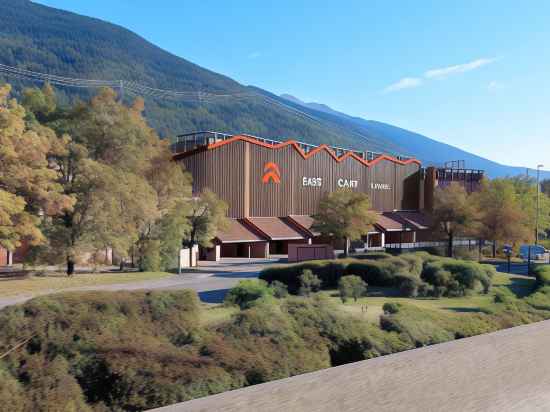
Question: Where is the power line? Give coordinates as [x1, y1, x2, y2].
[0, 62, 409, 155]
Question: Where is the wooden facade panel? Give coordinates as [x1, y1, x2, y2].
[177, 140, 421, 218]
[180, 142, 246, 218]
[370, 159, 396, 211]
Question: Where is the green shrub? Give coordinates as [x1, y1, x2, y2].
[338, 275, 367, 303]
[225, 280, 273, 309]
[420, 258, 493, 296]
[270, 280, 289, 298]
[395, 274, 422, 298]
[382, 302, 401, 314]
[525, 285, 550, 311]
[138, 239, 161, 272]
[346, 261, 393, 286]
[494, 288, 517, 304]
[259, 260, 345, 293]
[399, 254, 424, 277]
[261, 253, 492, 298]
[533, 265, 550, 286]
[299, 270, 322, 296]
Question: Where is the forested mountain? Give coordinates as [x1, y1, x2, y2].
[0, 0, 402, 154]
[280, 94, 550, 179]
[0, 0, 545, 177]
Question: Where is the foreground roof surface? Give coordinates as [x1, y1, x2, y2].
[150, 319, 550, 412]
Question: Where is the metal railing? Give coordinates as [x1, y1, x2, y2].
[384, 239, 479, 250]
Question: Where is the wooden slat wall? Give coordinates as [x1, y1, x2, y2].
[180, 141, 246, 218]
[178, 141, 421, 218]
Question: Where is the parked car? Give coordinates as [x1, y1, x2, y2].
[519, 244, 549, 260]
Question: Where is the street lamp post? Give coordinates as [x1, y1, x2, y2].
[536, 164, 544, 245]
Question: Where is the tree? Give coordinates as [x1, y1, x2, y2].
[0, 84, 74, 252]
[541, 179, 550, 197]
[23, 86, 178, 275]
[432, 183, 480, 257]
[181, 189, 229, 268]
[472, 178, 531, 257]
[134, 139, 193, 271]
[312, 189, 378, 257]
[510, 176, 550, 243]
[338, 275, 367, 303]
[298, 269, 321, 296]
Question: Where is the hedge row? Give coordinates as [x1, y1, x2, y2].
[260, 252, 495, 297]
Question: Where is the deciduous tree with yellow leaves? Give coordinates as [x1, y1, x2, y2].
[0, 84, 74, 252]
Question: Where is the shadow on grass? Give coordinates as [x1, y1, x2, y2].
[505, 277, 536, 298]
[198, 289, 229, 304]
[443, 307, 483, 313]
[367, 287, 402, 297]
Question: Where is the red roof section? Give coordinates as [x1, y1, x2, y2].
[245, 217, 308, 240]
[394, 211, 433, 230]
[216, 219, 266, 243]
[286, 215, 321, 237]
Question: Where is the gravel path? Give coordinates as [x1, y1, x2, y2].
[150, 319, 550, 412]
[0, 258, 275, 309]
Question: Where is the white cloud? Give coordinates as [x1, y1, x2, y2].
[248, 51, 262, 59]
[424, 58, 495, 79]
[382, 57, 497, 94]
[383, 77, 423, 94]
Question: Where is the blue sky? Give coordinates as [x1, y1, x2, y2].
[36, 0, 549, 168]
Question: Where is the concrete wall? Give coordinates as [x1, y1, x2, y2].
[179, 245, 199, 268]
[288, 244, 334, 262]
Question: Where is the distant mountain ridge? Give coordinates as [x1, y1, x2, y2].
[0, 0, 546, 179]
[280, 94, 550, 179]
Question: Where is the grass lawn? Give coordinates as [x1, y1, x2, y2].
[200, 304, 238, 326]
[0, 271, 172, 298]
[321, 272, 536, 324]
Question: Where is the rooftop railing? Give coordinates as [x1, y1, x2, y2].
[171, 131, 413, 162]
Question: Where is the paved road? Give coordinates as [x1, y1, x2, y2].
[0, 258, 277, 309]
[151, 319, 550, 412]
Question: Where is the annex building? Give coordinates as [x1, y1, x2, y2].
[172, 132, 484, 260]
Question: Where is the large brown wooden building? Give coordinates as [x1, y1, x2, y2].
[173, 132, 452, 259]
[174, 133, 422, 218]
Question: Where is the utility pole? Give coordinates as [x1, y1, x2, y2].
[536, 164, 544, 245]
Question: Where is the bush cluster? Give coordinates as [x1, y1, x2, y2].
[260, 252, 495, 298]
[260, 260, 346, 293]
[0, 290, 410, 411]
[421, 259, 495, 297]
[533, 265, 550, 286]
[2, 264, 550, 411]
[224, 279, 273, 309]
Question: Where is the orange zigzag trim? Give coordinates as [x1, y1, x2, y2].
[206, 135, 421, 167]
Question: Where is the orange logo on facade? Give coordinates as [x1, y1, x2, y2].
[262, 162, 281, 184]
